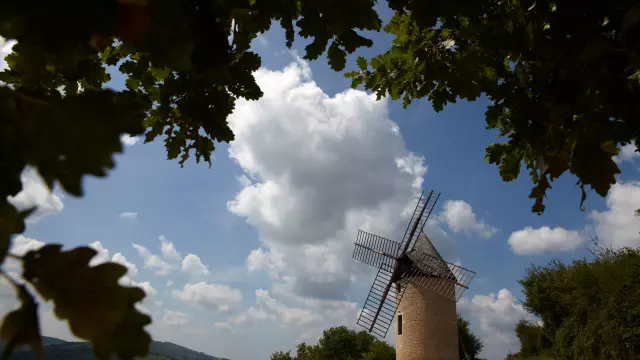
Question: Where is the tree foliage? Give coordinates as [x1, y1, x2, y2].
[0, 0, 383, 358]
[510, 319, 552, 359]
[518, 245, 640, 359]
[270, 326, 395, 360]
[457, 314, 484, 360]
[346, 0, 640, 214]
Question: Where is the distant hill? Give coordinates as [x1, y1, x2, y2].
[1, 336, 229, 360]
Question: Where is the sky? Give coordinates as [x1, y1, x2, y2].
[2, 7, 640, 360]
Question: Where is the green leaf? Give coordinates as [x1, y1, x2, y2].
[22, 244, 152, 360]
[356, 56, 368, 70]
[13, 89, 148, 197]
[149, 67, 171, 82]
[125, 77, 140, 91]
[327, 42, 347, 71]
[0, 285, 44, 360]
[600, 141, 619, 156]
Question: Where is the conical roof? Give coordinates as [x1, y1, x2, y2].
[407, 233, 456, 280]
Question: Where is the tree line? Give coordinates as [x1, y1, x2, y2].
[270, 317, 484, 360]
[507, 244, 640, 360]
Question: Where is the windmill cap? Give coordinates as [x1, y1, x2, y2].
[407, 233, 456, 280]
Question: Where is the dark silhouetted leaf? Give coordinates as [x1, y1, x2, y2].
[0, 285, 43, 360]
[21, 244, 151, 360]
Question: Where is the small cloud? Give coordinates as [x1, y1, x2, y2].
[229, 306, 270, 325]
[9, 235, 45, 256]
[172, 281, 242, 312]
[111, 252, 139, 277]
[121, 134, 139, 146]
[132, 243, 176, 276]
[182, 254, 211, 276]
[0, 36, 16, 73]
[125, 278, 157, 297]
[614, 141, 639, 163]
[7, 167, 64, 224]
[89, 242, 143, 280]
[159, 235, 182, 261]
[88, 241, 111, 266]
[439, 200, 498, 238]
[84, 241, 155, 297]
[119, 212, 138, 220]
[508, 226, 584, 255]
[162, 309, 191, 327]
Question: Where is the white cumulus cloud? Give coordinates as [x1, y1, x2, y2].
[88, 241, 111, 266]
[229, 306, 271, 325]
[590, 181, 640, 249]
[162, 310, 191, 327]
[0, 36, 16, 73]
[439, 200, 497, 238]
[111, 252, 139, 278]
[226, 58, 430, 301]
[458, 289, 532, 360]
[614, 141, 639, 163]
[132, 243, 176, 276]
[9, 235, 44, 256]
[120, 134, 139, 146]
[247, 248, 285, 277]
[7, 167, 64, 224]
[255, 289, 321, 326]
[122, 278, 157, 297]
[508, 226, 584, 255]
[182, 254, 211, 276]
[172, 282, 242, 312]
[86, 241, 155, 296]
[159, 235, 182, 261]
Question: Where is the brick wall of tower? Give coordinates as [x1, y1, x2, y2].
[396, 279, 458, 360]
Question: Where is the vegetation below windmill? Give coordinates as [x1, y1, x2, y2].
[504, 320, 554, 360]
[2, 0, 640, 359]
[270, 318, 484, 360]
[504, 245, 640, 360]
[457, 315, 485, 360]
[269, 326, 396, 360]
[0, 336, 229, 360]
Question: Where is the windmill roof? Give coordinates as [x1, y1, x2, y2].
[407, 233, 457, 281]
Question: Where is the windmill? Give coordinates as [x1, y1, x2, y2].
[352, 190, 476, 360]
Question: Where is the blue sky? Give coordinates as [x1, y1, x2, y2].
[2, 6, 640, 360]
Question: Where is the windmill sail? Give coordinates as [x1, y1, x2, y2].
[398, 191, 440, 256]
[352, 230, 400, 269]
[356, 263, 406, 338]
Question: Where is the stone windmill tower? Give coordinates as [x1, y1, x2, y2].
[352, 190, 476, 360]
